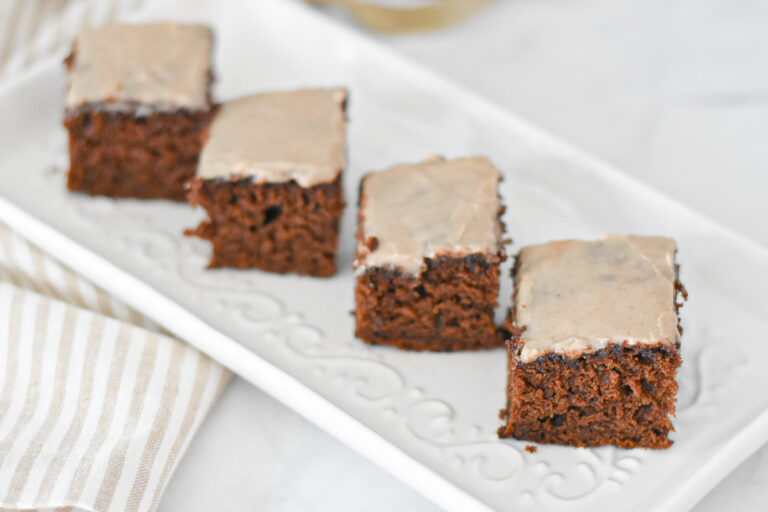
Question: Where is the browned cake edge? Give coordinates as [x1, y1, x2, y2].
[65, 108, 214, 200]
[355, 254, 505, 351]
[185, 175, 344, 277]
[499, 342, 682, 449]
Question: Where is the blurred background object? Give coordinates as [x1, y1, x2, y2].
[305, 0, 496, 33]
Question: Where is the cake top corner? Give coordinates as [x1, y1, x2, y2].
[66, 22, 213, 112]
[514, 234, 680, 363]
[355, 155, 503, 275]
[196, 88, 348, 187]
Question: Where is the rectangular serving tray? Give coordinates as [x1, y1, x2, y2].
[0, 0, 767, 510]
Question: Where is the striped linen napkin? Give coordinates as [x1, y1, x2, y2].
[0, 223, 231, 512]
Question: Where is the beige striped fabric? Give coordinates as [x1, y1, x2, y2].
[0, 224, 231, 512]
[0, 3, 235, 510]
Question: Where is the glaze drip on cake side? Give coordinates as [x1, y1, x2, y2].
[197, 89, 347, 187]
[356, 156, 502, 276]
[514, 235, 679, 363]
[66, 23, 212, 114]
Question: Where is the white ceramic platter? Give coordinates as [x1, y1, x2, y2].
[0, 0, 767, 510]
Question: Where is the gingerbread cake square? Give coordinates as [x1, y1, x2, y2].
[354, 156, 506, 351]
[64, 23, 214, 200]
[499, 235, 685, 449]
[186, 89, 348, 277]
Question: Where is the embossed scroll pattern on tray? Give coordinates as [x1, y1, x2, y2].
[39, 131, 746, 507]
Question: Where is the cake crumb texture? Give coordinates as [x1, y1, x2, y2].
[355, 255, 503, 350]
[499, 343, 681, 449]
[186, 176, 343, 276]
[65, 109, 212, 200]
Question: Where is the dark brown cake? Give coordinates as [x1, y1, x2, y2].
[355, 255, 502, 350]
[65, 108, 213, 200]
[498, 235, 685, 449]
[354, 156, 506, 351]
[186, 176, 343, 276]
[64, 23, 214, 200]
[186, 89, 348, 277]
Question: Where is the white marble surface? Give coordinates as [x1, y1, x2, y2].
[161, 1, 768, 510]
